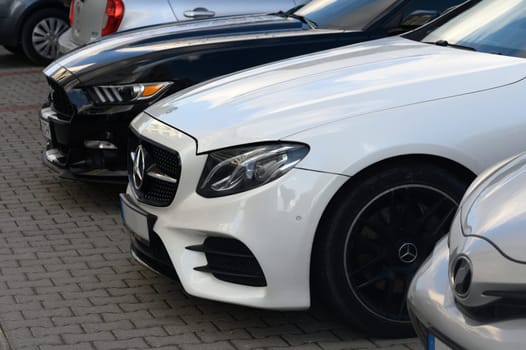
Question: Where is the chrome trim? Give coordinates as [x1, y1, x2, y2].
[131, 249, 161, 276]
[184, 10, 215, 18]
[93, 87, 106, 103]
[83, 140, 118, 150]
[146, 170, 178, 184]
[40, 107, 60, 122]
[132, 145, 146, 191]
[79, 169, 128, 177]
[44, 148, 67, 167]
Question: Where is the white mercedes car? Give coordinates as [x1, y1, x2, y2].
[408, 152, 526, 350]
[120, 0, 526, 337]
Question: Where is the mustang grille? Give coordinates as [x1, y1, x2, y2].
[47, 79, 74, 119]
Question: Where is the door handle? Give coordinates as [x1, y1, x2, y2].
[184, 8, 216, 18]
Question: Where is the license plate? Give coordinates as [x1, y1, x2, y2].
[428, 333, 452, 350]
[40, 118, 51, 140]
[120, 194, 151, 244]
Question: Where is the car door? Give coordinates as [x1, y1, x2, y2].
[168, 0, 307, 21]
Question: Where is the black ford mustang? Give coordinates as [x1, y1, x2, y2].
[41, 0, 463, 182]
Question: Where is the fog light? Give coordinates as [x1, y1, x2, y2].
[84, 140, 118, 150]
[452, 256, 472, 297]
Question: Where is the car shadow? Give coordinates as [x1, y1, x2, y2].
[0, 48, 40, 69]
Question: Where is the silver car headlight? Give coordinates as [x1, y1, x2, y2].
[197, 143, 309, 198]
[89, 82, 172, 105]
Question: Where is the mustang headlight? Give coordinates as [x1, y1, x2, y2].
[89, 82, 172, 105]
[197, 143, 310, 198]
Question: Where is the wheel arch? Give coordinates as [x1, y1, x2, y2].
[14, 0, 68, 46]
[309, 153, 476, 288]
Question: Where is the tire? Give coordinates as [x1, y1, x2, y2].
[3, 45, 22, 55]
[312, 161, 470, 338]
[20, 8, 69, 65]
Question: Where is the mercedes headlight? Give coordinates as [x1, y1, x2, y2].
[197, 143, 309, 197]
[89, 82, 172, 105]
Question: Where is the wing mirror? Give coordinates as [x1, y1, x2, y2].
[400, 10, 440, 28]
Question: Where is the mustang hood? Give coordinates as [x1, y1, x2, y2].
[148, 37, 526, 152]
[43, 14, 314, 84]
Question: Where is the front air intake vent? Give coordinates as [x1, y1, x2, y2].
[187, 237, 267, 287]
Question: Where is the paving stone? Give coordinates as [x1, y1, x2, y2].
[180, 341, 236, 350]
[146, 333, 201, 347]
[318, 340, 377, 350]
[231, 336, 289, 349]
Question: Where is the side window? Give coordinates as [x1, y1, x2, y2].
[383, 0, 464, 33]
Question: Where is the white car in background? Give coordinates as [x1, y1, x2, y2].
[120, 0, 526, 338]
[59, 0, 309, 54]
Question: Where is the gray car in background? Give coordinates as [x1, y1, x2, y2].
[58, 0, 309, 54]
[0, 0, 69, 64]
[408, 152, 526, 350]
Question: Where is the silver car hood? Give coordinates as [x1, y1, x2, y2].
[463, 153, 526, 263]
[147, 37, 526, 152]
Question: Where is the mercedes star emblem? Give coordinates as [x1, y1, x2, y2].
[398, 242, 418, 264]
[132, 145, 146, 191]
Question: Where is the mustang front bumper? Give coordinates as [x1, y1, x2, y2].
[40, 105, 132, 183]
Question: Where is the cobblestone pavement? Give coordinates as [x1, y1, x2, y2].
[0, 47, 422, 350]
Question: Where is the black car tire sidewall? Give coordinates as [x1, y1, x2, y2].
[3, 45, 22, 55]
[312, 161, 469, 338]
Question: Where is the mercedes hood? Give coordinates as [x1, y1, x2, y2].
[146, 37, 526, 152]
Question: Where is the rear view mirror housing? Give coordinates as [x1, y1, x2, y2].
[401, 10, 440, 29]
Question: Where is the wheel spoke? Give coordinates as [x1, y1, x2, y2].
[397, 274, 413, 317]
[385, 278, 394, 308]
[350, 254, 386, 278]
[398, 295, 408, 318]
[428, 205, 457, 239]
[34, 41, 48, 51]
[414, 197, 448, 229]
[39, 20, 50, 33]
[58, 22, 68, 33]
[358, 216, 387, 235]
[356, 270, 389, 290]
[401, 188, 422, 224]
[33, 27, 47, 37]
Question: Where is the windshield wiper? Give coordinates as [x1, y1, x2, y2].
[274, 11, 317, 29]
[425, 40, 477, 51]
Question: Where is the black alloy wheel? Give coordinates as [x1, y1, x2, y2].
[312, 161, 471, 338]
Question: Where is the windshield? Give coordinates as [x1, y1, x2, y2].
[420, 0, 526, 58]
[295, 0, 402, 30]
